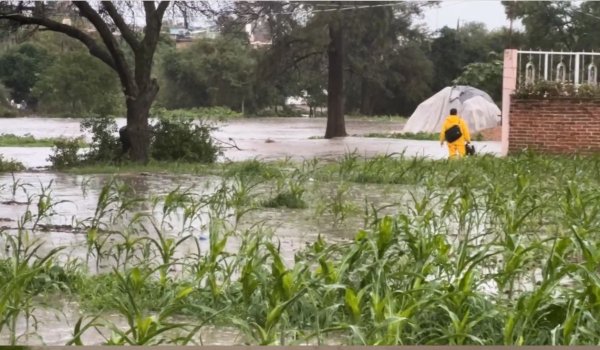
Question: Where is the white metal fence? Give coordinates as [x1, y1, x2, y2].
[517, 50, 600, 87]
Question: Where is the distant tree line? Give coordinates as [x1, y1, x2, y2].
[2, 1, 595, 120]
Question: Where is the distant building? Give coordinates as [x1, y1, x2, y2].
[169, 27, 192, 42]
[190, 27, 219, 40]
[245, 19, 272, 47]
[165, 19, 271, 49]
[166, 25, 219, 49]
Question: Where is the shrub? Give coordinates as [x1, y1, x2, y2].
[151, 116, 221, 163]
[49, 115, 120, 168]
[80, 115, 121, 162]
[47, 138, 82, 169]
[152, 107, 242, 121]
[49, 113, 222, 168]
[262, 192, 307, 209]
[0, 105, 17, 118]
[513, 81, 600, 99]
[0, 154, 24, 172]
[249, 106, 304, 118]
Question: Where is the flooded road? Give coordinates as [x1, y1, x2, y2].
[0, 116, 501, 167]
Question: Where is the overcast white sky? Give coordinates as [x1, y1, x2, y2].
[419, 0, 514, 31]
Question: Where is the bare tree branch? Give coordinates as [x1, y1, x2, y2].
[293, 51, 324, 67]
[140, 1, 170, 55]
[101, 1, 140, 50]
[72, 1, 135, 94]
[0, 13, 116, 69]
[157, 1, 170, 18]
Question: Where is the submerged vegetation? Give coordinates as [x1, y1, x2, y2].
[0, 155, 24, 172]
[2, 152, 600, 344]
[0, 134, 84, 147]
[47, 114, 221, 169]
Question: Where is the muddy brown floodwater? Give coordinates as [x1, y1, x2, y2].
[0, 116, 501, 345]
[0, 116, 501, 167]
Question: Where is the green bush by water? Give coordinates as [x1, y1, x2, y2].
[0, 155, 24, 172]
[151, 117, 221, 163]
[48, 114, 222, 168]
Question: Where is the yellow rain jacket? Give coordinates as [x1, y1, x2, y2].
[440, 114, 471, 158]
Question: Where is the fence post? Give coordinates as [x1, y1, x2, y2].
[575, 53, 580, 85]
[502, 49, 518, 156]
[544, 53, 549, 81]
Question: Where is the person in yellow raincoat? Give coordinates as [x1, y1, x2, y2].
[440, 108, 471, 158]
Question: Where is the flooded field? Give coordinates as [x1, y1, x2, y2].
[0, 117, 458, 345]
[5, 117, 589, 346]
[0, 116, 501, 167]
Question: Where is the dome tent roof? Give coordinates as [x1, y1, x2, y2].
[402, 85, 501, 134]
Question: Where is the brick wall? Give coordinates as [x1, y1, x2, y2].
[509, 98, 600, 154]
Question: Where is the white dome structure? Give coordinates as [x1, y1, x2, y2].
[402, 85, 501, 134]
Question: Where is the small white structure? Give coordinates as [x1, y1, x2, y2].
[402, 85, 501, 134]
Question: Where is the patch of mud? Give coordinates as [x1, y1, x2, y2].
[36, 224, 86, 234]
[0, 200, 28, 205]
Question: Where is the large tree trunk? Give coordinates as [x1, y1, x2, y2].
[126, 81, 158, 164]
[126, 100, 151, 164]
[325, 15, 347, 139]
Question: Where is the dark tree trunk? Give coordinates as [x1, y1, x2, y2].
[325, 15, 347, 139]
[126, 85, 157, 164]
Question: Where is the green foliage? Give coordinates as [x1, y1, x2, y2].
[0, 133, 84, 147]
[158, 37, 256, 112]
[504, 1, 574, 50]
[14, 153, 600, 344]
[47, 138, 83, 169]
[0, 154, 24, 172]
[152, 106, 242, 121]
[0, 81, 10, 106]
[47, 116, 120, 168]
[248, 106, 304, 118]
[342, 4, 433, 115]
[428, 24, 510, 94]
[502, 1, 600, 51]
[0, 42, 50, 105]
[262, 192, 307, 209]
[453, 59, 503, 102]
[224, 159, 282, 179]
[151, 116, 221, 163]
[262, 172, 308, 209]
[513, 81, 600, 99]
[47, 113, 223, 168]
[0, 82, 18, 117]
[0, 105, 17, 118]
[32, 51, 123, 117]
[80, 115, 121, 162]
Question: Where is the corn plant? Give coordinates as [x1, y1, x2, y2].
[0, 229, 64, 345]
